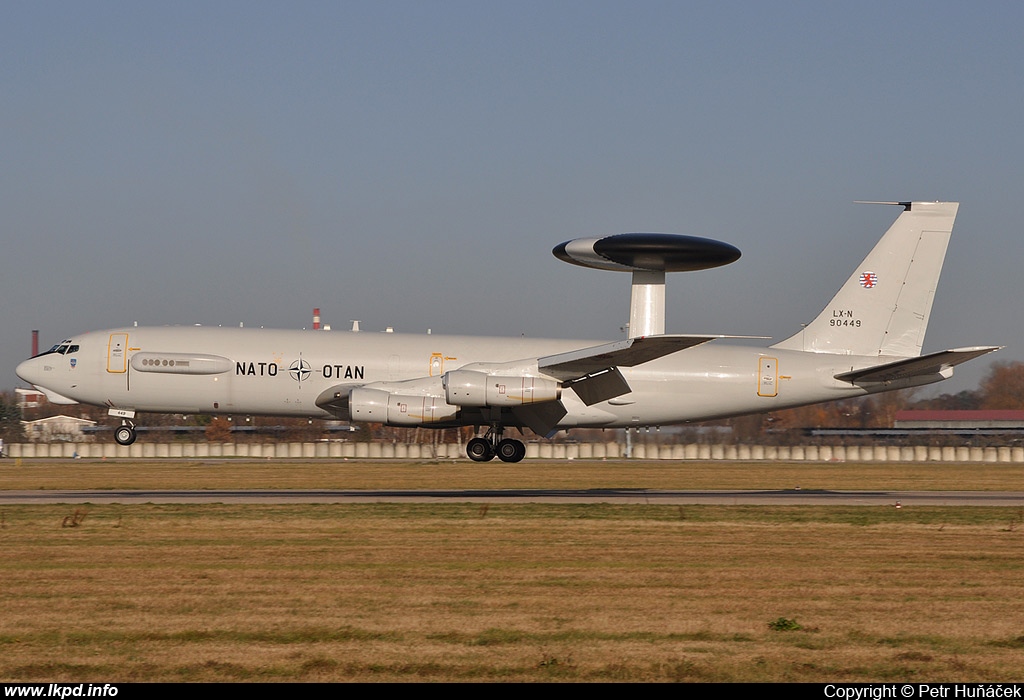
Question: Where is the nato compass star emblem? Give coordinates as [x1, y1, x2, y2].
[289, 359, 311, 383]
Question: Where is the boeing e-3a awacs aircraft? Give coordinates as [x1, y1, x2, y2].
[17, 201, 999, 462]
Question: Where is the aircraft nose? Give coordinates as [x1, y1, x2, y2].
[16, 356, 45, 386]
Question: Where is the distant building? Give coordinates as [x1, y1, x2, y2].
[21, 415, 97, 442]
[15, 387, 45, 410]
[892, 407, 1024, 433]
[894, 410, 1024, 431]
[809, 410, 1024, 443]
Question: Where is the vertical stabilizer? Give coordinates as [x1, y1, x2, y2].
[772, 201, 958, 357]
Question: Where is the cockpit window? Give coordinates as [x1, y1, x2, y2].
[39, 340, 78, 356]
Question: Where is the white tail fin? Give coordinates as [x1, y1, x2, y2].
[772, 201, 958, 357]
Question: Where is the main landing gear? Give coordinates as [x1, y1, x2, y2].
[114, 420, 137, 446]
[467, 427, 526, 463]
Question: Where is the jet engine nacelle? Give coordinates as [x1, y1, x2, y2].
[444, 370, 560, 407]
[348, 388, 458, 426]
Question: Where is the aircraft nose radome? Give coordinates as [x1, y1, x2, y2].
[16, 357, 43, 385]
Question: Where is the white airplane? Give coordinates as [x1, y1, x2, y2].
[17, 201, 999, 462]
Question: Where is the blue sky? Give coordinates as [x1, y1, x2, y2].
[3, 1, 1022, 396]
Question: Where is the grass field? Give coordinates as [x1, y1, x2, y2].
[3, 457, 1023, 491]
[1, 459, 1023, 682]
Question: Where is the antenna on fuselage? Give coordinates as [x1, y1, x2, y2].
[552, 233, 741, 337]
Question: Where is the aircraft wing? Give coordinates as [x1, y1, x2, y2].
[539, 334, 756, 378]
[834, 346, 1001, 384]
[539, 334, 762, 405]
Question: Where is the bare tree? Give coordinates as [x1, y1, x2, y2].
[978, 361, 1024, 410]
[0, 391, 26, 443]
[204, 417, 234, 442]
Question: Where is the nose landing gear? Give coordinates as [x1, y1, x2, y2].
[114, 420, 137, 446]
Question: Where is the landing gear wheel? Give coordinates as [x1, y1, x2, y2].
[497, 438, 526, 463]
[114, 425, 137, 446]
[467, 437, 494, 462]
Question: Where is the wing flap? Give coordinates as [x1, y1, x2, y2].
[539, 334, 761, 381]
[512, 401, 569, 437]
[834, 346, 1001, 384]
[563, 367, 632, 406]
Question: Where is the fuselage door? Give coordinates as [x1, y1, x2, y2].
[428, 353, 457, 377]
[758, 356, 778, 397]
[107, 333, 129, 373]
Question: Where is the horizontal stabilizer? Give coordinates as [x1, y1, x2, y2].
[834, 346, 1001, 384]
[539, 334, 762, 381]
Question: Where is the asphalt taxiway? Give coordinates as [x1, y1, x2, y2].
[1, 488, 1022, 506]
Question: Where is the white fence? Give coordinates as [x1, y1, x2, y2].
[5, 441, 1024, 462]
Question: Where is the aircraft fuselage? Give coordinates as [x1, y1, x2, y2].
[16, 325, 932, 428]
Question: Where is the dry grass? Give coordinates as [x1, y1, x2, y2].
[1, 459, 1023, 682]
[2, 501, 1024, 681]
[2, 457, 1023, 491]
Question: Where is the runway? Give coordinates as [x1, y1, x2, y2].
[2, 488, 1023, 506]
